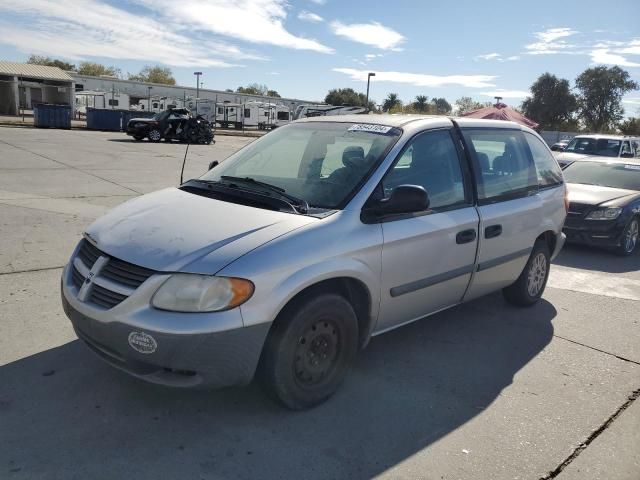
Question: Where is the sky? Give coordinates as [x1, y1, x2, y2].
[0, 0, 639, 112]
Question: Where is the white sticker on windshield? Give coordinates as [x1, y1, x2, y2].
[624, 164, 640, 170]
[348, 124, 393, 134]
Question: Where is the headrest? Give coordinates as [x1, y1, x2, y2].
[342, 146, 366, 169]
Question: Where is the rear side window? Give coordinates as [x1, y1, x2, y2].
[462, 129, 537, 203]
[524, 133, 563, 188]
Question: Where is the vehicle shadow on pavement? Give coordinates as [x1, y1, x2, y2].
[553, 243, 640, 273]
[0, 293, 555, 479]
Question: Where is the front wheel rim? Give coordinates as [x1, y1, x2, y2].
[624, 220, 638, 253]
[527, 252, 547, 297]
[294, 319, 340, 386]
[149, 130, 160, 141]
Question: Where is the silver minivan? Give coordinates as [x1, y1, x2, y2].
[61, 115, 567, 409]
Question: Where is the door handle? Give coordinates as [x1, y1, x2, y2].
[456, 229, 477, 244]
[485, 224, 502, 239]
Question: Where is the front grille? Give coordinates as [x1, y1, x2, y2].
[72, 239, 156, 309]
[567, 202, 592, 217]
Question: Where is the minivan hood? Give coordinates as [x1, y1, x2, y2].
[85, 188, 316, 274]
[566, 183, 638, 206]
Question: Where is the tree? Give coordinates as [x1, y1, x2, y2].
[382, 93, 401, 112]
[619, 117, 640, 135]
[128, 65, 175, 85]
[77, 61, 121, 77]
[575, 66, 639, 132]
[414, 95, 429, 112]
[237, 83, 268, 95]
[27, 55, 75, 71]
[520, 73, 577, 130]
[454, 96, 490, 116]
[324, 88, 368, 107]
[431, 97, 452, 115]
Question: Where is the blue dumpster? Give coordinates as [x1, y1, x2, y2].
[87, 108, 156, 131]
[33, 104, 72, 129]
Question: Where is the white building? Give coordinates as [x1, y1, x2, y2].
[0, 61, 75, 115]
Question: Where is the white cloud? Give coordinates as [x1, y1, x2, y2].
[333, 68, 496, 88]
[298, 10, 323, 23]
[504, 55, 521, 61]
[309, 0, 326, 4]
[590, 49, 640, 67]
[480, 90, 530, 99]
[0, 0, 253, 67]
[525, 27, 579, 55]
[134, 0, 333, 53]
[476, 53, 501, 60]
[618, 39, 640, 55]
[330, 21, 405, 51]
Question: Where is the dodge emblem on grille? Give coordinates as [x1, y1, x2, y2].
[128, 332, 158, 354]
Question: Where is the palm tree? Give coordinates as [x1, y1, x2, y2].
[414, 95, 429, 112]
[382, 93, 401, 112]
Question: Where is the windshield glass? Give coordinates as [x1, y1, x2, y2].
[200, 122, 401, 209]
[563, 161, 640, 191]
[564, 137, 621, 157]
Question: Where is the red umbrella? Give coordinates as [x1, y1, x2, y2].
[462, 102, 539, 129]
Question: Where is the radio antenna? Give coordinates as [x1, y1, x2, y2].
[180, 143, 190, 184]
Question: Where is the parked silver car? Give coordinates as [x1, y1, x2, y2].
[61, 115, 567, 409]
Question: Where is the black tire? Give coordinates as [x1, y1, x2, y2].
[147, 129, 161, 142]
[503, 240, 550, 307]
[616, 217, 639, 256]
[258, 293, 358, 410]
[133, 135, 144, 141]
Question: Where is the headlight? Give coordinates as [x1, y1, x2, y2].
[151, 274, 254, 312]
[585, 207, 622, 220]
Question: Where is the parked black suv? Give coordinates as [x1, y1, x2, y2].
[126, 108, 214, 144]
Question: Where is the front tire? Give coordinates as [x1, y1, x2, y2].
[503, 240, 550, 307]
[147, 129, 161, 142]
[616, 217, 639, 256]
[258, 293, 358, 410]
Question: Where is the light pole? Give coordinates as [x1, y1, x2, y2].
[147, 86, 152, 112]
[194, 71, 202, 115]
[365, 72, 376, 112]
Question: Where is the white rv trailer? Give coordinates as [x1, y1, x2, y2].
[75, 91, 130, 115]
[137, 96, 184, 113]
[293, 104, 367, 120]
[214, 102, 291, 129]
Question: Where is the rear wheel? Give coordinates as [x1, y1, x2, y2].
[148, 129, 161, 142]
[616, 217, 639, 256]
[503, 240, 550, 307]
[258, 293, 358, 410]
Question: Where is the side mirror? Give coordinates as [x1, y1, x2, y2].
[208, 160, 219, 170]
[364, 185, 429, 220]
[621, 152, 634, 158]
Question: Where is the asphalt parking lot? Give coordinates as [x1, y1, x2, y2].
[1, 127, 638, 480]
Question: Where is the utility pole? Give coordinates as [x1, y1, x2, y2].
[365, 72, 376, 112]
[147, 86, 152, 112]
[194, 71, 202, 115]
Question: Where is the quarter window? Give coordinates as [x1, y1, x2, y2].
[383, 130, 467, 210]
[524, 133, 563, 188]
[463, 129, 537, 203]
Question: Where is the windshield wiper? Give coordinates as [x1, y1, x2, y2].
[220, 176, 309, 214]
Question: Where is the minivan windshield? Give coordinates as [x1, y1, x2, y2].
[200, 122, 401, 209]
[563, 161, 640, 191]
[564, 137, 621, 157]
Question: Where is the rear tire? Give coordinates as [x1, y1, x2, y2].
[503, 240, 550, 307]
[258, 293, 358, 410]
[616, 217, 639, 256]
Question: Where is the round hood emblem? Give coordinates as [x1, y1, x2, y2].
[128, 331, 157, 354]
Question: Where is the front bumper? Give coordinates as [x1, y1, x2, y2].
[562, 219, 625, 248]
[61, 265, 270, 389]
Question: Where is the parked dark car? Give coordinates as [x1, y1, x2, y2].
[563, 159, 640, 255]
[126, 108, 214, 144]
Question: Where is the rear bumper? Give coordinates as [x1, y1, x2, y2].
[62, 291, 270, 389]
